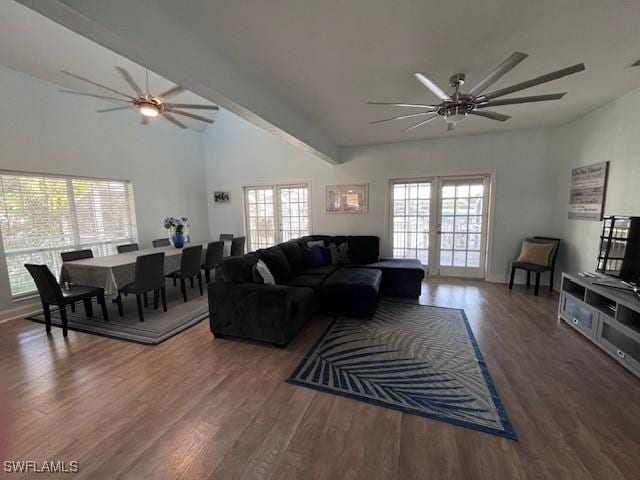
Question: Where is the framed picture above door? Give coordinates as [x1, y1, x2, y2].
[326, 184, 369, 214]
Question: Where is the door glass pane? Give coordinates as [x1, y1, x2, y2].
[245, 187, 276, 251]
[439, 181, 485, 269]
[279, 185, 310, 242]
[391, 181, 430, 265]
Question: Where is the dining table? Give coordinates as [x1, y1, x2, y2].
[59, 241, 224, 298]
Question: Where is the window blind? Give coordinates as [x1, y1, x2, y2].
[0, 171, 138, 297]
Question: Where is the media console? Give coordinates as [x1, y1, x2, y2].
[559, 272, 640, 378]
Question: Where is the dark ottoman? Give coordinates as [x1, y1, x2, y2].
[321, 268, 382, 318]
[350, 259, 425, 298]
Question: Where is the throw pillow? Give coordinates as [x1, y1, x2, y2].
[307, 240, 325, 248]
[259, 246, 292, 282]
[329, 241, 350, 265]
[318, 246, 332, 265]
[253, 259, 275, 285]
[516, 240, 555, 267]
[302, 245, 325, 268]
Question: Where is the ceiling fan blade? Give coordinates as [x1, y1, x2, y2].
[370, 111, 437, 124]
[61, 70, 136, 100]
[469, 110, 511, 122]
[169, 109, 214, 123]
[161, 112, 188, 129]
[59, 90, 132, 103]
[97, 106, 132, 113]
[367, 102, 439, 109]
[141, 116, 149, 125]
[447, 122, 456, 132]
[403, 114, 439, 132]
[165, 103, 219, 110]
[414, 73, 452, 101]
[466, 52, 528, 97]
[480, 63, 585, 100]
[157, 85, 185, 100]
[115, 66, 144, 97]
[479, 93, 566, 107]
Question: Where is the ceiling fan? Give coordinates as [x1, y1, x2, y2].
[368, 52, 585, 132]
[59, 67, 219, 129]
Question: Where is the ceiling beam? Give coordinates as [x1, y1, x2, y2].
[18, 0, 339, 164]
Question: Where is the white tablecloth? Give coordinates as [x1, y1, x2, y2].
[60, 243, 209, 297]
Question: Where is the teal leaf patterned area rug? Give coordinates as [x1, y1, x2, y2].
[288, 301, 516, 440]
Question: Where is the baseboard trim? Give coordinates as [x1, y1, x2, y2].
[0, 300, 41, 324]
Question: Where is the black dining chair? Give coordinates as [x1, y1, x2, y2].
[202, 241, 224, 283]
[219, 234, 234, 242]
[152, 238, 171, 248]
[509, 236, 561, 296]
[25, 264, 108, 336]
[116, 252, 166, 322]
[230, 236, 246, 257]
[61, 249, 93, 262]
[117, 243, 139, 253]
[60, 249, 94, 312]
[167, 245, 203, 302]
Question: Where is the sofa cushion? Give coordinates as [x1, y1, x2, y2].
[300, 265, 339, 276]
[281, 274, 326, 291]
[348, 236, 380, 265]
[216, 253, 259, 283]
[259, 246, 292, 283]
[281, 241, 305, 272]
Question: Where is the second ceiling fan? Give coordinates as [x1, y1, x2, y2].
[369, 52, 585, 132]
[60, 66, 219, 129]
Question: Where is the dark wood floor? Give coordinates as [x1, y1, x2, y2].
[1, 278, 639, 479]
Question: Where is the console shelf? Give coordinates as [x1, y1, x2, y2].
[559, 273, 640, 378]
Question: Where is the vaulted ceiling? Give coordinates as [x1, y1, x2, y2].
[15, 0, 640, 160]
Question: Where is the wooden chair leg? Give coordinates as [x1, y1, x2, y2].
[83, 298, 94, 317]
[116, 295, 124, 317]
[189, 277, 194, 288]
[534, 272, 541, 296]
[509, 266, 516, 289]
[173, 278, 177, 287]
[98, 294, 109, 321]
[153, 289, 159, 309]
[143, 292, 149, 308]
[60, 304, 69, 337]
[549, 270, 555, 292]
[526, 271, 531, 287]
[180, 278, 187, 302]
[43, 303, 52, 334]
[136, 294, 144, 322]
[205, 268, 211, 283]
[70, 302, 76, 313]
[197, 273, 203, 296]
[160, 287, 167, 312]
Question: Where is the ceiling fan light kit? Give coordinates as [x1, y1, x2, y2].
[59, 67, 219, 129]
[369, 52, 585, 132]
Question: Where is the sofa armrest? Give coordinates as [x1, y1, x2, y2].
[208, 282, 313, 345]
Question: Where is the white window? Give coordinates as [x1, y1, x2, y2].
[0, 171, 138, 297]
[244, 183, 310, 251]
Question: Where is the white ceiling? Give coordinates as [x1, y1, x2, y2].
[151, 0, 640, 145]
[0, 1, 218, 133]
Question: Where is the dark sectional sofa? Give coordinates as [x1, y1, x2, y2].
[208, 235, 425, 346]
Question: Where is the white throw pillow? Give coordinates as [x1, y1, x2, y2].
[307, 240, 324, 248]
[255, 259, 276, 285]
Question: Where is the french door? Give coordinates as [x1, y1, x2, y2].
[244, 183, 310, 251]
[390, 176, 490, 278]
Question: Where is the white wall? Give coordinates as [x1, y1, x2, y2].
[0, 65, 209, 316]
[203, 109, 556, 282]
[550, 87, 640, 278]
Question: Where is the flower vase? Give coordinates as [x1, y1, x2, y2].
[171, 231, 185, 248]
